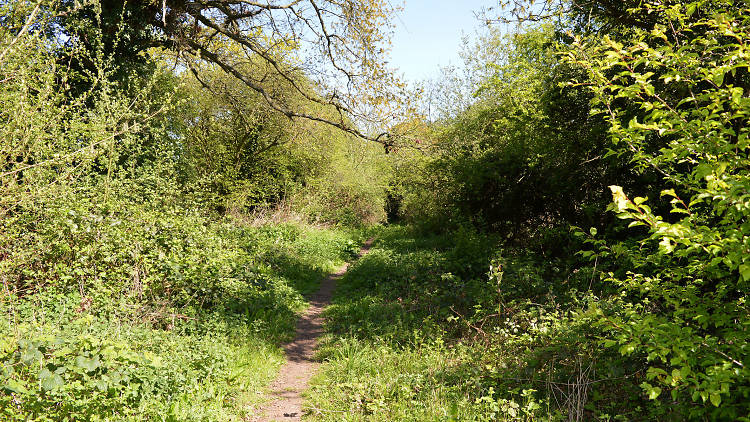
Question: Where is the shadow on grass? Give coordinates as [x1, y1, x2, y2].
[183, 224, 362, 345]
[320, 225, 499, 350]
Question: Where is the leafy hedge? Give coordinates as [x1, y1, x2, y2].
[565, 3, 750, 418]
[1, 197, 361, 420]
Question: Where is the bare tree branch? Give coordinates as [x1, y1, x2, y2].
[149, 0, 397, 143]
[180, 36, 386, 142]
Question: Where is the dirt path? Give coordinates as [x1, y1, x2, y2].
[251, 238, 374, 421]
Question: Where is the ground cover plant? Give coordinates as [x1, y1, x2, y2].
[306, 226, 647, 421]
[308, 226, 507, 421]
[2, 0, 749, 420]
[378, 1, 750, 420]
[1, 1, 375, 419]
[1, 217, 362, 421]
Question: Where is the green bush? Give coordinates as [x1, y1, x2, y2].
[0, 213, 360, 420]
[566, 2, 750, 419]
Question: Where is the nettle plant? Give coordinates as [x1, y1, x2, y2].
[567, 2, 749, 419]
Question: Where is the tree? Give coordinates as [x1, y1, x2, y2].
[54, 0, 402, 142]
[393, 25, 629, 244]
[487, 0, 737, 31]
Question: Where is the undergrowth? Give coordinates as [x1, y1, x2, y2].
[308, 226, 515, 421]
[1, 206, 362, 421]
[306, 225, 677, 421]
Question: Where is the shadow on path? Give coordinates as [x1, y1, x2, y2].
[251, 238, 374, 421]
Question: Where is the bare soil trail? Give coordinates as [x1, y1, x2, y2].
[251, 238, 374, 421]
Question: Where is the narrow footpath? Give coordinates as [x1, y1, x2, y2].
[252, 238, 374, 421]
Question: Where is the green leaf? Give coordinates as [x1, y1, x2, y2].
[710, 392, 721, 407]
[3, 379, 29, 395]
[731, 87, 743, 105]
[660, 189, 677, 198]
[40, 368, 64, 392]
[739, 264, 750, 281]
[610, 185, 629, 212]
[95, 379, 108, 392]
[680, 366, 692, 379]
[642, 382, 662, 400]
[0, 338, 15, 355]
[20, 346, 41, 364]
[712, 71, 725, 87]
[39, 367, 52, 380]
[659, 237, 675, 253]
[620, 344, 636, 355]
[76, 355, 101, 373]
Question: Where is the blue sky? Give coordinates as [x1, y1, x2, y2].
[389, 0, 498, 82]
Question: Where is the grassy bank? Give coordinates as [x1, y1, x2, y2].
[1, 215, 363, 421]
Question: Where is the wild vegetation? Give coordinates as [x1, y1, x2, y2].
[379, 1, 749, 420]
[1, 0, 748, 421]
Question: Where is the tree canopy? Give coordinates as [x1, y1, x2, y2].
[51, 0, 402, 140]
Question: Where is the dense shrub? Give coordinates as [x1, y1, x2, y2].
[376, 2, 750, 421]
[0, 206, 360, 420]
[566, 3, 750, 418]
[391, 26, 641, 244]
[0, 2, 376, 419]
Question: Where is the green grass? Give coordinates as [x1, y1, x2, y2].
[0, 220, 363, 421]
[308, 337, 481, 421]
[306, 226, 515, 421]
[305, 225, 669, 421]
[4, 221, 647, 421]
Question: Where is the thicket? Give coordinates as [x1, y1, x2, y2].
[1, 0, 379, 419]
[2, 0, 749, 420]
[386, 0, 749, 420]
[175, 58, 389, 224]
